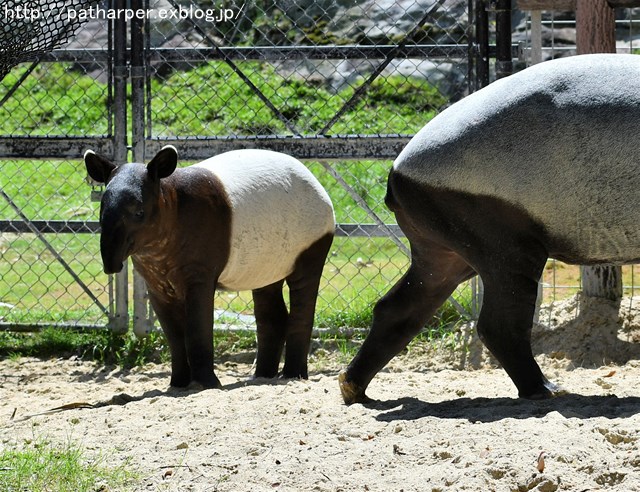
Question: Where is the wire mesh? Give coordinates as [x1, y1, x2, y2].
[144, 0, 471, 138]
[20, 1, 638, 335]
[516, 8, 640, 63]
[0, 0, 101, 80]
[139, 0, 475, 330]
[0, 159, 108, 327]
[0, 10, 111, 328]
[0, 0, 477, 332]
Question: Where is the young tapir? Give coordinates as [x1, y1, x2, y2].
[339, 53, 640, 404]
[84, 146, 335, 389]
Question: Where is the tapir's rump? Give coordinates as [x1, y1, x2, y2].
[393, 54, 640, 265]
[195, 149, 335, 291]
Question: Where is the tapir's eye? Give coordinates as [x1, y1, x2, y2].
[133, 209, 144, 220]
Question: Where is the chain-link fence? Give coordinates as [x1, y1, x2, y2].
[137, 0, 478, 333]
[0, 0, 481, 333]
[0, 1, 111, 329]
[9, 2, 638, 335]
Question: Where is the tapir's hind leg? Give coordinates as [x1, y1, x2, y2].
[476, 258, 560, 399]
[253, 279, 288, 378]
[283, 233, 334, 379]
[340, 242, 475, 404]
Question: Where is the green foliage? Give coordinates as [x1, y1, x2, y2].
[0, 328, 170, 367]
[0, 327, 259, 368]
[0, 328, 105, 360]
[0, 439, 136, 492]
[149, 61, 445, 137]
[317, 304, 373, 330]
[214, 329, 257, 354]
[90, 330, 170, 367]
[368, 76, 446, 111]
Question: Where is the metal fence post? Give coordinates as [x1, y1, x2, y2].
[475, 0, 490, 89]
[130, 0, 154, 337]
[494, 0, 513, 79]
[111, 0, 129, 333]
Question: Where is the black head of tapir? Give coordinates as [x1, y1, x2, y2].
[84, 146, 178, 275]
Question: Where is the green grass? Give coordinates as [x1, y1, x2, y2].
[0, 64, 110, 136]
[0, 327, 169, 366]
[1, 61, 445, 137]
[149, 62, 445, 137]
[0, 158, 412, 328]
[0, 439, 136, 492]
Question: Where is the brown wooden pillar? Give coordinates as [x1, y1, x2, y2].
[576, 0, 622, 301]
[576, 0, 616, 54]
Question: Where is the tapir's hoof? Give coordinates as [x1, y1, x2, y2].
[169, 374, 191, 389]
[188, 374, 223, 391]
[280, 369, 309, 380]
[519, 380, 568, 400]
[279, 374, 307, 381]
[339, 371, 369, 405]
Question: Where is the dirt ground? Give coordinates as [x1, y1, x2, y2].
[2, 294, 640, 491]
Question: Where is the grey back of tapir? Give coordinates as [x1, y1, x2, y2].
[339, 54, 640, 405]
[398, 53, 640, 264]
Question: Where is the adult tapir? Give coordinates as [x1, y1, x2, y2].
[339, 53, 640, 403]
[85, 146, 335, 389]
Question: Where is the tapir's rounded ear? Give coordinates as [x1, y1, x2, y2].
[84, 150, 116, 184]
[147, 145, 178, 180]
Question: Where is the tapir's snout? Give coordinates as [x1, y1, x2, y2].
[102, 255, 124, 275]
[99, 216, 132, 275]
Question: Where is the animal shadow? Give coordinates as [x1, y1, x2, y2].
[366, 393, 640, 423]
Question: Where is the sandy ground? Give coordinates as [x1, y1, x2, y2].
[2, 294, 640, 491]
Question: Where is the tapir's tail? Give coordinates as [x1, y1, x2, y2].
[384, 169, 401, 212]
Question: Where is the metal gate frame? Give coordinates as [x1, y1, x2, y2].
[127, 0, 493, 334]
[0, 0, 126, 331]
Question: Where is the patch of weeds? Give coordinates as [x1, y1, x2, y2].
[0, 328, 170, 368]
[316, 304, 373, 330]
[366, 76, 447, 111]
[214, 329, 257, 356]
[90, 329, 170, 368]
[0, 328, 111, 360]
[0, 438, 137, 492]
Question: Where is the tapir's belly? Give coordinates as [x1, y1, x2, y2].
[195, 150, 335, 291]
[545, 213, 639, 265]
[397, 152, 640, 265]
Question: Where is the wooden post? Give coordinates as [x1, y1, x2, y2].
[581, 265, 623, 301]
[576, 0, 616, 53]
[576, 0, 623, 301]
[530, 10, 543, 64]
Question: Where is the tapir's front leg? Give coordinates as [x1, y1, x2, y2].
[148, 294, 190, 388]
[185, 279, 221, 389]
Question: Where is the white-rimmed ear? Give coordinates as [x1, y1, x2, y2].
[147, 145, 178, 180]
[84, 149, 116, 184]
